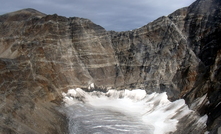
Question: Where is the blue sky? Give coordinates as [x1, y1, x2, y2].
[0, 0, 195, 31]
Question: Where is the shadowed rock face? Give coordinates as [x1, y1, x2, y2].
[0, 0, 220, 133]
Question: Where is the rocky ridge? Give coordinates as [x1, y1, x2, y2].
[0, 0, 220, 133]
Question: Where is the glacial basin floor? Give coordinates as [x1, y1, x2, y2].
[67, 103, 153, 134]
[62, 88, 207, 134]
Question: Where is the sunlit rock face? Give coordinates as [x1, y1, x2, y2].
[0, 0, 220, 133]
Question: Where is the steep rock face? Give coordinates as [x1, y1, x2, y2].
[171, 0, 221, 132]
[110, 0, 221, 132]
[0, 9, 69, 134]
[0, 0, 220, 133]
[0, 9, 121, 133]
[0, 9, 129, 132]
[109, 16, 199, 100]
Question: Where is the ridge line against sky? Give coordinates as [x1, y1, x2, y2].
[0, 0, 195, 31]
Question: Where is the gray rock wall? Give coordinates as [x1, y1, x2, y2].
[0, 0, 220, 133]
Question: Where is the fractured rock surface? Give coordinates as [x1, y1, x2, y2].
[0, 0, 221, 133]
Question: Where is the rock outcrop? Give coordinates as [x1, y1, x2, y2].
[0, 0, 220, 133]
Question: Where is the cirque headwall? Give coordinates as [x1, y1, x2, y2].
[0, 0, 220, 133]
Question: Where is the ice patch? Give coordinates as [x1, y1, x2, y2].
[63, 88, 207, 134]
[197, 114, 208, 127]
[88, 83, 95, 90]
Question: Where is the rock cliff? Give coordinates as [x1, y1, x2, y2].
[0, 0, 220, 133]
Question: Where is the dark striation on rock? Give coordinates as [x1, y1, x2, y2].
[0, 0, 220, 133]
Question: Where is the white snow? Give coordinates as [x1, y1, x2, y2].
[88, 83, 95, 90]
[197, 114, 208, 128]
[63, 88, 207, 134]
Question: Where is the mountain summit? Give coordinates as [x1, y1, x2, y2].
[0, 8, 46, 22]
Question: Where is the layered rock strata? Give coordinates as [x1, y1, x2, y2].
[0, 0, 220, 133]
